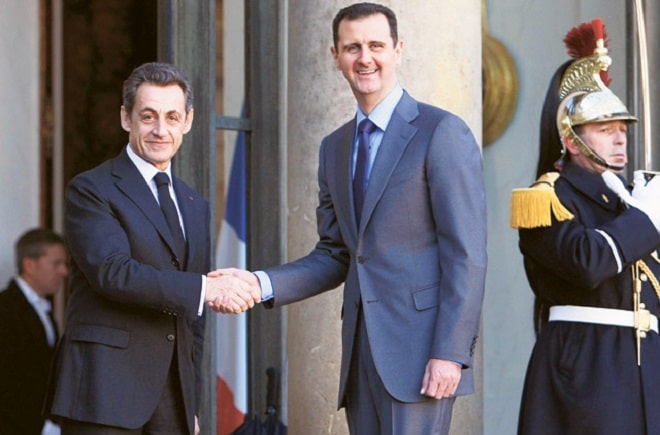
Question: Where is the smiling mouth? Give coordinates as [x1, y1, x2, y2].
[148, 143, 172, 150]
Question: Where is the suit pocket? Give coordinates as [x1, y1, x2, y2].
[68, 324, 130, 349]
[412, 285, 439, 311]
[555, 323, 585, 380]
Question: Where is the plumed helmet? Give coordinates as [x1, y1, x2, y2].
[556, 19, 636, 171]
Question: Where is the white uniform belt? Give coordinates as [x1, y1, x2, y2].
[548, 305, 659, 333]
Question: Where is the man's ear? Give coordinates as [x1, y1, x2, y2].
[183, 109, 194, 134]
[21, 257, 37, 277]
[394, 40, 404, 65]
[120, 106, 131, 132]
[563, 136, 580, 157]
[330, 46, 340, 69]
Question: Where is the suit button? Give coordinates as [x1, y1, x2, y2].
[167, 334, 175, 342]
[357, 256, 365, 263]
[171, 259, 180, 268]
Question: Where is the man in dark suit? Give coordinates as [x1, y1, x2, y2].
[220, 3, 487, 434]
[0, 228, 68, 435]
[43, 62, 259, 435]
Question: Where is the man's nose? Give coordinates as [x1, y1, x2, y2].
[615, 130, 627, 144]
[358, 46, 372, 63]
[152, 120, 166, 136]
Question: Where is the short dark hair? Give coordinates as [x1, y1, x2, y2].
[332, 2, 398, 50]
[122, 62, 194, 115]
[15, 228, 66, 275]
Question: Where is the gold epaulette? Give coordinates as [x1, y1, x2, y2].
[510, 172, 575, 229]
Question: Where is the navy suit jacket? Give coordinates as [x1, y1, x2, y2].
[44, 149, 210, 434]
[265, 91, 487, 406]
[0, 280, 56, 435]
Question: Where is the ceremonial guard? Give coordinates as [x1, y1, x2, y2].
[512, 20, 660, 434]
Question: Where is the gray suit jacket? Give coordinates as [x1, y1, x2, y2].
[266, 91, 487, 407]
[44, 149, 209, 434]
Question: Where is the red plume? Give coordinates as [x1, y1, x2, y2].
[563, 18, 611, 85]
[592, 18, 604, 40]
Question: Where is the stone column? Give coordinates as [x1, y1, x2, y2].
[0, 0, 40, 278]
[285, 1, 482, 433]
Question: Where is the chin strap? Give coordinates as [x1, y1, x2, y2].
[566, 124, 625, 172]
[585, 150, 624, 172]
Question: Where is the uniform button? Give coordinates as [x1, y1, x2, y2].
[171, 259, 180, 268]
[641, 273, 648, 282]
[357, 256, 365, 263]
[167, 334, 175, 342]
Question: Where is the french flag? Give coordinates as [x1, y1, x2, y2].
[215, 126, 248, 434]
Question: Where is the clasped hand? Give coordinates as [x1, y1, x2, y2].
[205, 268, 262, 314]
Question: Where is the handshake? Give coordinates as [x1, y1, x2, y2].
[204, 268, 262, 314]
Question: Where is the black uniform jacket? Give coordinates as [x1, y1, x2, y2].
[517, 163, 660, 435]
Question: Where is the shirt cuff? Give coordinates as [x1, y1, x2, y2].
[254, 270, 273, 301]
[198, 275, 207, 316]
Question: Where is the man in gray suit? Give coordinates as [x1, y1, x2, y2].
[221, 3, 487, 433]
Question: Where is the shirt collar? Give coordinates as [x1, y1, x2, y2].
[356, 83, 404, 131]
[126, 144, 173, 186]
[15, 276, 51, 313]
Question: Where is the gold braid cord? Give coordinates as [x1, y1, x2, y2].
[635, 259, 660, 301]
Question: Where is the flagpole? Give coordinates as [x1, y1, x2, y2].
[634, 0, 652, 170]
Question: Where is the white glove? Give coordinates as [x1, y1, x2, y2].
[602, 170, 660, 232]
[633, 170, 660, 201]
[602, 170, 639, 207]
[632, 170, 660, 229]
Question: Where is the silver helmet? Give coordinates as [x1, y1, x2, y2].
[556, 20, 637, 171]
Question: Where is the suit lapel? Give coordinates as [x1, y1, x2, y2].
[112, 150, 181, 258]
[359, 93, 419, 230]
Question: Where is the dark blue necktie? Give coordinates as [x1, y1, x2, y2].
[154, 172, 186, 261]
[353, 118, 377, 225]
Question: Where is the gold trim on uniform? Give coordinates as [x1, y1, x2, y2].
[510, 172, 575, 229]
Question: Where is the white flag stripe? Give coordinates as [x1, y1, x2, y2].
[216, 221, 248, 415]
